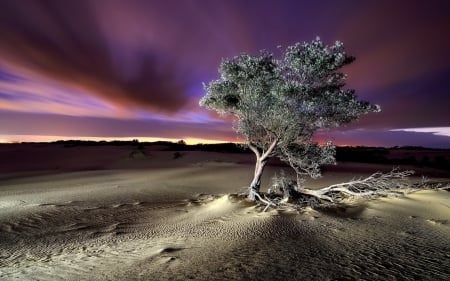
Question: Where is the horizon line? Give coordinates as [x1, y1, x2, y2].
[1, 139, 449, 150]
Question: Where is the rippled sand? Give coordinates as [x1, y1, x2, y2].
[0, 150, 449, 280]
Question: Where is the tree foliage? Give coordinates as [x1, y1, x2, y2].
[200, 37, 380, 198]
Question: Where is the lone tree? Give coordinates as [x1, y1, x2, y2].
[201, 38, 379, 201]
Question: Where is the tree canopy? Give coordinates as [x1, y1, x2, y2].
[200, 37, 380, 199]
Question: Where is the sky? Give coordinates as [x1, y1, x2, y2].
[0, 0, 449, 148]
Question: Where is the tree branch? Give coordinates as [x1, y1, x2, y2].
[248, 142, 261, 159]
[261, 139, 279, 161]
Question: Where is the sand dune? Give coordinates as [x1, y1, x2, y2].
[0, 147, 449, 280]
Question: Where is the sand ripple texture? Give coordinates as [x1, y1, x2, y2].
[0, 170, 449, 280]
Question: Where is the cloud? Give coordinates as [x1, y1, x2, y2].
[391, 127, 450, 137]
[0, 110, 235, 141]
[337, 1, 450, 92]
[0, 66, 124, 117]
[0, 0, 189, 114]
[330, 1, 450, 132]
[315, 128, 450, 149]
[1, 0, 449, 148]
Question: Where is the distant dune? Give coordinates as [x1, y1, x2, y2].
[0, 143, 449, 280]
[1, 142, 449, 176]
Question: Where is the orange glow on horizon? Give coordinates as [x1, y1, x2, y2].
[0, 135, 235, 145]
[0, 135, 365, 147]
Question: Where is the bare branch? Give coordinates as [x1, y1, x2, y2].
[316, 169, 415, 196]
[253, 169, 448, 211]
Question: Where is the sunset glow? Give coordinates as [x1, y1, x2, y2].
[1, 0, 449, 148]
[0, 135, 233, 145]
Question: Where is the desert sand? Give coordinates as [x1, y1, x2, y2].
[0, 144, 449, 280]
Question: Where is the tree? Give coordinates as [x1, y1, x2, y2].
[200, 37, 380, 200]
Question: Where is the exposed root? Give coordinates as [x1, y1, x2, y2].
[249, 190, 277, 212]
[300, 169, 415, 203]
[249, 168, 450, 212]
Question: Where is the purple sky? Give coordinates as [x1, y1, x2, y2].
[0, 0, 449, 147]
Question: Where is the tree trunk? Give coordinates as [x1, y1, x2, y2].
[248, 158, 267, 200]
[246, 140, 278, 201]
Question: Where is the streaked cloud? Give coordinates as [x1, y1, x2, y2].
[0, 0, 449, 147]
[315, 128, 450, 149]
[0, 0, 190, 114]
[391, 127, 450, 137]
[0, 110, 236, 142]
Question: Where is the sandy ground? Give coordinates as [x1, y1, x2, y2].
[0, 146, 449, 280]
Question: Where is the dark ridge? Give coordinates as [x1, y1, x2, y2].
[2, 141, 448, 170]
[46, 140, 251, 153]
[336, 146, 450, 170]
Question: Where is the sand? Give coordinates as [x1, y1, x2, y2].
[0, 145, 449, 280]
